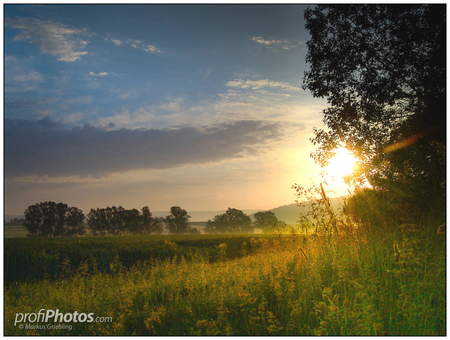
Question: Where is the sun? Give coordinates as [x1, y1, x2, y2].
[324, 147, 358, 178]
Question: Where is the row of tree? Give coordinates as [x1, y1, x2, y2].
[24, 201, 86, 237]
[87, 206, 164, 236]
[205, 208, 286, 234]
[23, 202, 284, 237]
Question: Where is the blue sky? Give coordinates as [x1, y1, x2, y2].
[4, 4, 335, 216]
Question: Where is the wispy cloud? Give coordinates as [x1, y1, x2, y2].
[63, 112, 85, 124]
[106, 37, 164, 54]
[88, 71, 108, 77]
[129, 39, 164, 54]
[251, 36, 296, 50]
[251, 36, 284, 45]
[119, 92, 131, 99]
[111, 38, 123, 46]
[225, 79, 302, 92]
[5, 17, 89, 62]
[5, 55, 44, 92]
[66, 95, 94, 105]
[5, 117, 283, 178]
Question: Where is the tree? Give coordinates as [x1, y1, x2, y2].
[303, 4, 446, 212]
[254, 211, 285, 233]
[122, 208, 142, 234]
[204, 208, 253, 233]
[64, 206, 86, 236]
[87, 205, 164, 235]
[24, 201, 85, 237]
[141, 206, 163, 234]
[165, 206, 192, 234]
[87, 208, 108, 236]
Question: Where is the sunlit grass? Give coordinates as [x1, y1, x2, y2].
[5, 228, 445, 335]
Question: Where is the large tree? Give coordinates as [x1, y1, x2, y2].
[254, 211, 285, 233]
[141, 206, 163, 234]
[165, 206, 192, 234]
[204, 208, 253, 233]
[24, 201, 85, 237]
[303, 4, 446, 212]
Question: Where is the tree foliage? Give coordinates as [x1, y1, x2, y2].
[303, 4, 446, 209]
[87, 205, 163, 236]
[24, 201, 85, 237]
[253, 211, 286, 233]
[204, 208, 253, 233]
[164, 206, 193, 234]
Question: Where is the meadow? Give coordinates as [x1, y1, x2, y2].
[4, 222, 445, 335]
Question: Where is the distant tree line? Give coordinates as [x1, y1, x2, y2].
[24, 201, 85, 237]
[205, 208, 286, 234]
[87, 206, 164, 236]
[22, 202, 286, 237]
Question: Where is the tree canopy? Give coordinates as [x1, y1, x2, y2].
[165, 206, 195, 234]
[87, 205, 163, 236]
[204, 208, 253, 233]
[253, 211, 286, 233]
[303, 4, 446, 214]
[24, 201, 85, 237]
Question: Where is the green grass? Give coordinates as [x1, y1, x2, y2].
[4, 233, 273, 284]
[4, 229, 445, 335]
[4, 224, 28, 238]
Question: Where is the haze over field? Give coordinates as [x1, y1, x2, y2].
[4, 5, 341, 216]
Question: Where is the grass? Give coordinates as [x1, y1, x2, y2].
[4, 227, 445, 335]
[4, 224, 28, 238]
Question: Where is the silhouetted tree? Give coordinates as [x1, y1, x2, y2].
[303, 4, 446, 212]
[122, 208, 141, 234]
[141, 206, 163, 234]
[24, 201, 85, 237]
[165, 206, 192, 234]
[87, 208, 108, 236]
[204, 208, 253, 233]
[254, 211, 286, 233]
[87, 205, 163, 235]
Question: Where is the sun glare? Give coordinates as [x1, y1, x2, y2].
[325, 147, 358, 178]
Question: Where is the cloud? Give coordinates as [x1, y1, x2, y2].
[119, 92, 131, 99]
[251, 36, 296, 50]
[130, 42, 163, 54]
[65, 95, 94, 105]
[225, 79, 302, 92]
[5, 55, 44, 92]
[157, 98, 184, 112]
[5, 17, 89, 62]
[5, 116, 283, 178]
[63, 112, 85, 123]
[106, 36, 164, 54]
[251, 36, 284, 45]
[111, 39, 123, 46]
[88, 71, 108, 77]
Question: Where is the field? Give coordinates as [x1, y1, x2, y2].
[4, 226, 446, 335]
[4, 224, 28, 238]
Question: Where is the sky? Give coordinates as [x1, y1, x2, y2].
[4, 4, 341, 217]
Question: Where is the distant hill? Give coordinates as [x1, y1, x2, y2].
[265, 196, 349, 225]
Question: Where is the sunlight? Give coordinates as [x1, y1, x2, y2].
[324, 147, 358, 178]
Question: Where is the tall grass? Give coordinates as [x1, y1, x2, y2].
[5, 226, 445, 335]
